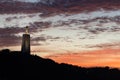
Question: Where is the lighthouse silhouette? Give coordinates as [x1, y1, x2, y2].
[21, 26, 30, 54]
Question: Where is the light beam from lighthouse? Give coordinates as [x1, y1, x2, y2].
[21, 26, 30, 54]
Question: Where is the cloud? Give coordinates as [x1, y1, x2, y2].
[0, 27, 23, 46]
[29, 21, 52, 29]
[1, 0, 120, 15]
[0, 26, 41, 47]
[32, 35, 62, 42]
[1, 7, 120, 56]
[85, 42, 120, 49]
[0, 34, 21, 46]
[32, 37, 47, 42]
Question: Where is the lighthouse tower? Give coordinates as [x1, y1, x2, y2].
[21, 26, 30, 54]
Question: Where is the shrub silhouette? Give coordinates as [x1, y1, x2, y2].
[0, 49, 120, 80]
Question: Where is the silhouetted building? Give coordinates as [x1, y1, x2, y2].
[21, 26, 30, 54]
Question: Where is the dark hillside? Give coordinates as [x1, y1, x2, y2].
[0, 49, 120, 80]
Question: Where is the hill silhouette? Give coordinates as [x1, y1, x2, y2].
[0, 49, 120, 80]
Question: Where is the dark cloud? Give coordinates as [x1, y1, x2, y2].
[0, 27, 22, 46]
[0, 34, 21, 46]
[0, 26, 42, 47]
[42, 15, 120, 36]
[1, 0, 120, 15]
[85, 42, 120, 49]
[0, 26, 40, 35]
[32, 35, 62, 42]
[0, 27, 23, 34]
[5, 14, 36, 22]
[29, 21, 51, 29]
[46, 36, 61, 40]
[31, 41, 44, 46]
[32, 37, 47, 42]
[88, 28, 107, 34]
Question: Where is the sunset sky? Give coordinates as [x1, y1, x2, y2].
[1, 0, 120, 68]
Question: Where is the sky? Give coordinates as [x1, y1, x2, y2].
[16, 0, 39, 2]
[1, 0, 120, 68]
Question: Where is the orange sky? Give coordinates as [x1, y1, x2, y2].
[46, 48, 120, 68]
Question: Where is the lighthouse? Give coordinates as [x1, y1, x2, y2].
[21, 26, 30, 54]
